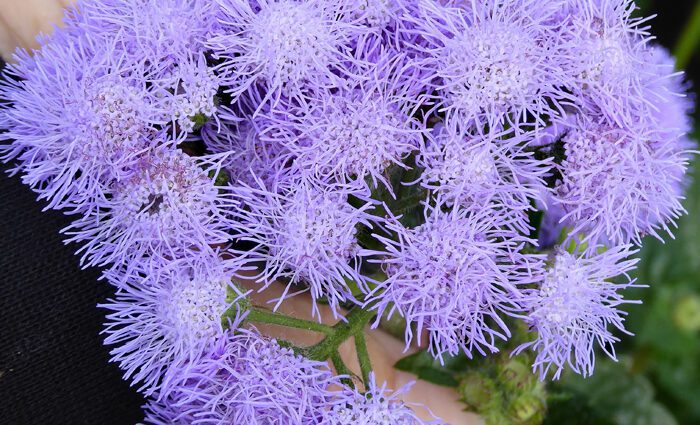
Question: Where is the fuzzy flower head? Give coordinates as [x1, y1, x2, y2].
[232, 177, 376, 317]
[163, 55, 220, 133]
[64, 148, 236, 271]
[100, 260, 239, 396]
[554, 116, 691, 248]
[514, 246, 640, 379]
[412, 0, 570, 132]
[70, 0, 220, 61]
[0, 31, 169, 211]
[365, 202, 544, 359]
[418, 125, 551, 233]
[328, 373, 438, 424]
[273, 53, 427, 188]
[559, 0, 654, 126]
[143, 326, 344, 424]
[642, 45, 695, 148]
[209, 0, 360, 107]
[202, 116, 295, 190]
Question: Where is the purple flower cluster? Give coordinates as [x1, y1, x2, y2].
[144, 322, 429, 424]
[0, 0, 695, 421]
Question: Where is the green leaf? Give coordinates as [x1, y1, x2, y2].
[394, 350, 461, 387]
[549, 359, 678, 425]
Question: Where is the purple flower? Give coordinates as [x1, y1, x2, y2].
[363, 201, 545, 360]
[62, 147, 237, 274]
[100, 259, 242, 396]
[409, 0, 572, 132]
[0, 31, 173, 211]
[514, 245, 640, 379]
[417, 125, 551, 233]
[208, 0, 362, 109]
[558, 0, 654, 127]
[70, 0, 220, 61]
[642, 45, 695, 150]
[261, 52, 428, 189]
[201, 115, 295, 190]
[163, 54, 221, 133]
[553, 115, 692, 248]
[231, 176, 377, 318]
[328, 372, 440, 424]
[143, 325, 344, 424]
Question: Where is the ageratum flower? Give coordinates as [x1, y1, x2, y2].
[69, 0, 220, 61]
[62, 147, 237, 273]
[143, 326, 344, 424]
[208, 0, 362, 109]
[0, 30, 171, 212]
[643, 45, 695, 149]
[100, 259, 242, 396]
[417, 125, 551, 233]
[514, 246, 640, 379]
[328, 372, 439, 424]
[559, 0, 654, 127]
[364, 202, 544, 359]
[266, 52, 427, 189]
[201, 116, 295, 190]
[553, 115, 692, 248]
[410, 0, 571, 132]
[162, 54, 221, 133]
[231, 177, 377, 318]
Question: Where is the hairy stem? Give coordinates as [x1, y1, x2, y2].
[305, 306, 376, 361]
[225, 306, 335, 335]
[354, 332, 372, 387]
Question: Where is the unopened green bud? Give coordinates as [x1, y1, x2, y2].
[508, 393, 546, 425]
[497, 358, 535, 393]
[458, 370, 500, 412]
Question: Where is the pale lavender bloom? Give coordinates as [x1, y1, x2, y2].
[70, 0, 220, 61]
[409, 0, 572, 132]
[163, 54, 221, 133]
[100, 259, 243, 396]
[0, 31, 172, 212]
[264, 52, 427, 189]
[417, 124, 551, 233]
[642, 45, 696, 150]
[553, 115, 692, 248]
[201, 115, 296, 190]
[143, 325, 344, 424]
[363, 201, 545, 360]
[514, 245, 640, 379]
[327, 372, 440, 424]
[231, 176, 377, 318]
[62, 147, 237, 274]
[208, 0, 363, 109]
[558, 0, 656, 127]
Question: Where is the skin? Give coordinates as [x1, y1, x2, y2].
[0, 2, 481, 423]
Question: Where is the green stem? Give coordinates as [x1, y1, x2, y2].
[674, 1, 700, 69]
[330, 351, 355, 388]
[354, 332, 372, 387]
[224, 307, 334, 335]
[306, 307, 376, 361]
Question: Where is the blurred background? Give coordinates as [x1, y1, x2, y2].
[544, 2, 700, 425]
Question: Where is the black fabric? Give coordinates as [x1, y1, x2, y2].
[0, 167, 145, 425]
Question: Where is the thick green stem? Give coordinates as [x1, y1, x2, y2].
[330, 351, 355, 388]
[305, 307, 376, 361]
[223, 306, 334, 335]
[675, 1, 700, 69]
[354, 332, 372, 387]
